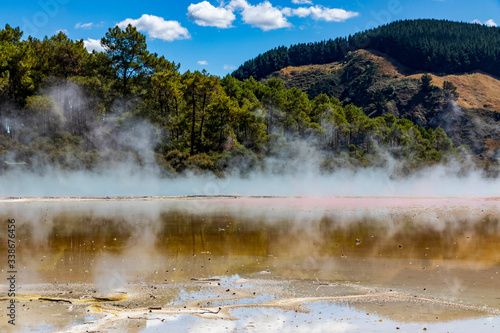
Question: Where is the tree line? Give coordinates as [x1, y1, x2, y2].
[0, 24, 461, 175]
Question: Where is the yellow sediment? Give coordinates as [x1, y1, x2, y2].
[0, 293, 128, 304]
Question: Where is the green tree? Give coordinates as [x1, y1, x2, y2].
[37, 32, 91, 82]
[0, 26, 39, 137]
[101, 24, 149, 97]
[442, 80, 459, 100]
[33, 32, 95, 136]
[183, 70, 219, 155]
[143, 67, 185, 147]
[25, 95, 62, 137]
[420, 74, 434, 92]
[204, 93, 239, 152]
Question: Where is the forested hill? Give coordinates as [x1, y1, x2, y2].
[232, 19, 500, 81]
[0, 23, 466, 177]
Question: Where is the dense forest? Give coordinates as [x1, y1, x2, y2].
[233, 19, 500, 81]
[0, 23, 472, 176]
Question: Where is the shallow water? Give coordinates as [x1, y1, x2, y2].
[0, 197, 499, 332]
[141, 303, 500, 333]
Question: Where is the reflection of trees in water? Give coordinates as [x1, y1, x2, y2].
[315, 214, 500, 263]
[2, 202, 500, 284]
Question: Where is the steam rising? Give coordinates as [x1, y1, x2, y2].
[3, 162, 500, 197]
[2, 83, 500, 198]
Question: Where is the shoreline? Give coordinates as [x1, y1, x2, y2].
[1, 195, 499, 200]
[1, 195, 499, 208]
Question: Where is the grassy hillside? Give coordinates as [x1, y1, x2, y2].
[233, 19, 500, 81]
[268, 49, 500, 113]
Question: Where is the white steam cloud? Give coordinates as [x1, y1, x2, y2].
[2, 80, 500, 199]
[3, 165, 500, 197]
[3, 139, 500, 197]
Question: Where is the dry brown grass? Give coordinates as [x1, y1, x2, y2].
[359, 49, 500, 112]
[277, 63, 342, 77]
[407, 72, 500, 112]
[274, 49, 500, 112]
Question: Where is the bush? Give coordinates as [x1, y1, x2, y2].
[186, 153, 216, 172]
[164, 149, 189, 173]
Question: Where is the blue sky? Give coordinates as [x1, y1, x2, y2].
[1, 0, 499, 76]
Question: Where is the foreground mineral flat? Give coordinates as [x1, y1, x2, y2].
[1, 196, 499, 332]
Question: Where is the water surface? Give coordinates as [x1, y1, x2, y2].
[1, 197, 499, 332]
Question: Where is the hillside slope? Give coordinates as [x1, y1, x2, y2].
[270, 49, 500, 113]
[266, 49, 500, 157]
[233, 19, 500, 82]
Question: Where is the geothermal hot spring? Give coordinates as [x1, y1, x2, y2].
[1, 196, 500, 332]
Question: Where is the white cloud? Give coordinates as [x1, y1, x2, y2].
[75, 22, 94, 29]
[83, 38, 105, 53]
[198, 60, 209, 65]
[227, 0, 250, 10]
[485, 19, 497, 27]
[228, 0, 292, 31]
[117, 14, 190, 41]
[282, 7, 307, 18]
[284, 5, 359, 22]
[471, 19, 498, 27]
[187, 1, 358, 32]
[224, 64, 237, 70]
[188, 1, 236, 28]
